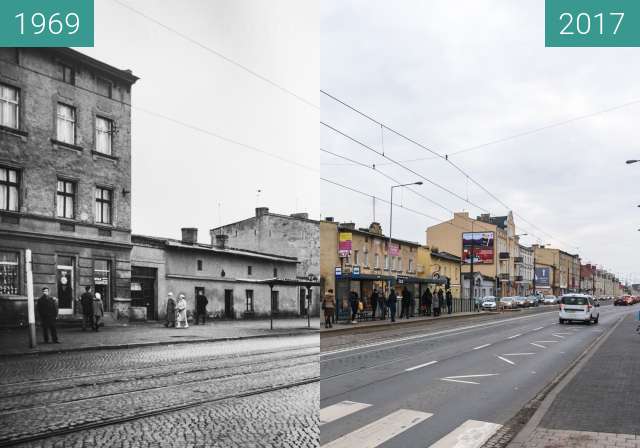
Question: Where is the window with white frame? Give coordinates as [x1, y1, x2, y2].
[56, 103, 76, 144]
[0, 251, 19, 295]
[384, 255, 389, 270]
[354, 250, 359, 266]
[0, 84, 19, 129]
[0, 166, 19, 212]
[95, 187, 112, 224]
[95, 116, 113, 155]
[364, 251, 369, 267]
[408, 259, 414, 272]
[375, 254, 379, 268]
[56, 179, 75, 219]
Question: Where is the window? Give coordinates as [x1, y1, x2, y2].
[95, 187, 112, 224]
[246, 290, 254, 312]
[0, 167, 19, 211]
[56, 103, 75, 144]
[384, 255, 389, 270]
[56, 179, 75, 219]
[197, 260, 203, 271]
[273, 267, 278, 278]
[96, 78, 112, 98]
[408, 259, 414, 272]
[247, 266, 252, 275]
[0, 251, 19, 294]
[60, 64, 74, 84]
[354, 250, 359, 266]
[95, 116, 113, 155]
[271, 290, 279, 312]
[0, 84, 19, 129]
[364, 251, 369, 267]
[375, 254, 379, 269]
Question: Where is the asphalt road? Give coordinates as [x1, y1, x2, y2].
[0, 334, 319, 447]
[320, 303, 639, 448]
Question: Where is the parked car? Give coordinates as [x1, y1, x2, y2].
[514, 296, 528, 308]
[526, 295, 540, 307]
[543, 295, 558, 305]
[615, 296, 634, 306]
[481, 296, 498, 311]
[559, 294, 599, 324]
[500, 296, 516, 309]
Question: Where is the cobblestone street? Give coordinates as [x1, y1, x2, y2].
[0, 334, 319, 447]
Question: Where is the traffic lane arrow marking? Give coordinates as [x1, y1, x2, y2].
[440, 373, 499, 385]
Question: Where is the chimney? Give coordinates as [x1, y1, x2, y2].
[215, 234, 228, 249]
[341, 222, 356, 230]
[368, 222, 383, 235]
[325, 217, 334, 222]
[290, 212, 309, 219]
[181, 228, 198, 244]
[256, 207, 269, 218]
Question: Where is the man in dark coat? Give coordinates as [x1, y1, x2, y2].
[401, 287, 411, 319]
[387, 288, 397, 322]
[370, 289, 379, 320]
[437, 288, 445, 316]
[424, 288, 433, 316]
[349, 290, 359, 323]
[446, 289, 453, 314]
[37, 287, 59, 343]
[378, 289, 387, 320]
[80, 286, 94, 331]
[194, 290, 208, 325]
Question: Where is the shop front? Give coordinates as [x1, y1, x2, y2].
[395, 275, 447, 315]
[334, 270, 393, 321]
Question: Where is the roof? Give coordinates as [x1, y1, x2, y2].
[462, 272, 496, 282]
[431, 251, 460, 262]
[337, 225, 421, 247]
[52, 48, 139, 84]
[131, 234, 298, 263]
[211, 210, 319, 232]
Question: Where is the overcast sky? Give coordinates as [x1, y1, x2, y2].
[321, 0, 640, 283]
[80, 0, 318, 243]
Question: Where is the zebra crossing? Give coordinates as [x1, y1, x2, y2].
[320, 400, 502, 448]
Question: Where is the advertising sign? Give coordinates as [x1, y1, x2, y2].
[338, 232, 352, 257]
[389, 243, 400, 257]
[462, 232, 494, 264]
[535, 267, 551, 288]
[352, 266, 360, 276]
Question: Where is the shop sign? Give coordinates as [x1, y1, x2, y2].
[130, 282, 142, 291]
[352, 266, 360, 276]
[397, 275, 408, 284]
[335, 267, 342, 278]
[94, 276, 108, 285]
[389, 243, 400, 257]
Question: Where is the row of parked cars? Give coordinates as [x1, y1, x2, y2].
[614, 295, 640, 306]
[479, 294, 559, 310]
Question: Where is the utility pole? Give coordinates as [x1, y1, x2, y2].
[26, 249, 36, 348]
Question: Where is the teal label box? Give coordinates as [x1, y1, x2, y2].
[0, 0, 94, 47]
[546, 0, 640, 47]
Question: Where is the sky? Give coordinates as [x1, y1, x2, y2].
[79, 0, 319, 244]
[321, 0, 640, 284]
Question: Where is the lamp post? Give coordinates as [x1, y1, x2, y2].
[388, 181, 422, 289]
[626, 160, 640, 164]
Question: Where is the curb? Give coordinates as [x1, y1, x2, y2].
[0, 328, 320, 359]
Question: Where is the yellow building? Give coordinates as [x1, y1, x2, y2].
[416, 246, 461, 298]
[533, 245, 580, 296]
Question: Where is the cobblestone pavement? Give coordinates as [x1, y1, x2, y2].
[0, 335, 319, 447]
[0, 318, 319, 356]
[508, 428, 639, 448]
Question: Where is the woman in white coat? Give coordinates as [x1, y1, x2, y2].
[175, 294, 189, 328]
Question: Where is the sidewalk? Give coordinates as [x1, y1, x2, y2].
[0, 318, 320, 357]
[507, 313, 640, 448]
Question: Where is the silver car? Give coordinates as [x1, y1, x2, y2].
[481, 296, 498, 311]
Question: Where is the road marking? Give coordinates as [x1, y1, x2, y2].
[530, 342, 546, 348]
[442, 378, 480, 385]
[497, 355, 515, 365]
[447, 374, 500, 379]
[320, 409, 432, 448]
[473, 344, 491, 350]
[551, 334, 565, 339]
[532, 326, 544, 331]
[536, 340, 559, 343]
[405, 360, 438, 372]
[428, 419, 503, 448]
[506, 333, 521, 339]
[320, 401, 372, 425]
[502, 353, 535, 356]
[554, 332, 571, 335]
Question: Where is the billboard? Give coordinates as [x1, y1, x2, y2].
[535, 267, 551, 288]
[462, 232, 494, 264]
[338, 232, 352, 257]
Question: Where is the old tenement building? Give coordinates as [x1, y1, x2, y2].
[0, 48, 138, 324]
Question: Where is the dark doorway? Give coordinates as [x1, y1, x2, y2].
[131, 266, 157, 320]
[299, 288, 307, 315]
[224, 289, 234, 319]
[271, 290, 279, 313]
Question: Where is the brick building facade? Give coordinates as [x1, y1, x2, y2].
[0, 48, 138, 324]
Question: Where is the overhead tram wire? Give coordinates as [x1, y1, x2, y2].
[110, 0, 318, 109]
[321, 91, 580, 251]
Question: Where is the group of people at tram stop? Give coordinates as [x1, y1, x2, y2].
[321, 285, 453, 328]
[163, 289, 209, 329]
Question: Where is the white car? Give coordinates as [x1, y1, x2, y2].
[481, 296, 497, 311]
[559, 294, 599, 324]
[543, 295, 558, 305]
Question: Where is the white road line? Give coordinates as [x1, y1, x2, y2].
[428, 419, 503, 448]
[554, 332, 571, 335]
[502, 353, 535, 356]
[320, 409, 432, 448]
[473, 344, 491, 350]
[530, 342, 546, 348]
[506, 333, 521, 339]
[532, 326, 544, 331]
[446, 374, 499, 379]
[551, 334, 566, 338]
[497, 355, 515, 365]
[441, 378, 479, 385]
[536, 340, 559, 343]
[320, 401, 372, 426]
[405, 360, 438, 372]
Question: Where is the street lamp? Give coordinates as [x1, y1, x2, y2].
[626, 160, 640, 164]
[388, 181, 423, 288]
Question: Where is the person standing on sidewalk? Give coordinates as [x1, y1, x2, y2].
[165, 292, 176, 328]
[433, 288, 441, 317]
[437, 288, 445, 316]
[322, 289, 335, 328]
[175, 294, 189, 328]
[424, 287, 433, 316]
[92, 292, 104, 331]
[446, 289, 453, 314]
[80, 286, 94, 331]
[37, 287, 59, 343]
[349, 290, 359, 324]
[194, 290, 208, 325]
[401, 287, 411, 319]
[387, 288, 397, 322]
[378, 288, 387, 320]
[370, 289, 379, 320]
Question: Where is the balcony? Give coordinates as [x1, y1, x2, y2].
[499, 252, 510, 260]
[513, 256, 523, 264]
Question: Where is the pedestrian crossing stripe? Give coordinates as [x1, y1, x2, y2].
[428, 419, 502, 448]
[320, 401, 371, 425]
[320, 409, 433, 448]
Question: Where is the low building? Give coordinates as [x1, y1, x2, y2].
[131, 228, 301, 320]
[416, 246, 461, 298]
[462, 272, 496, 299]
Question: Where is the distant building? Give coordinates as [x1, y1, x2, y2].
[211, 207, 320, 316]
[0, 48, 138, 324]
[131, 228, 300, 320]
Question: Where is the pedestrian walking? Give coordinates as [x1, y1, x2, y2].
[349, 290, 359, 324]
[387, 288, 397, 322]
[437, 288, 445, 316]
[424, 287, 433, 316]
[80, 286, 94, 331]
[194, 290, 208, 325]
[322, 289, 335, 328]
[446, 289, 453, 314]
[165, 292, 176, 328]
[37, 287, 59, 343]
[370, 289, 379, 320]
[92, 292, 104, 331]
[175, 294, 189, 328]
